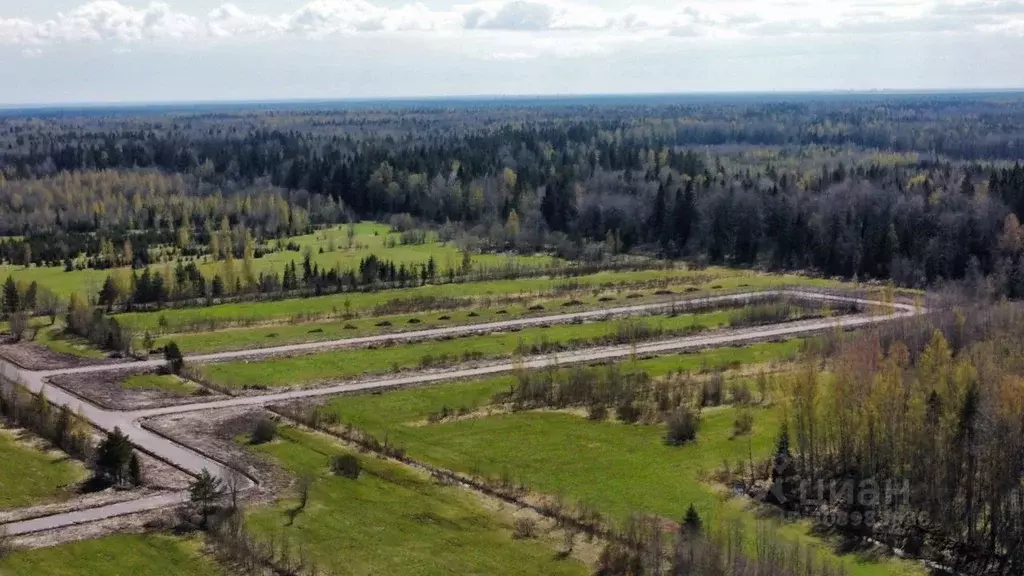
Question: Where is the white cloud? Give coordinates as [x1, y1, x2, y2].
[2, 0, 1024, 48]
[1, 1, 196, 45]
[206, 3, 275, 39]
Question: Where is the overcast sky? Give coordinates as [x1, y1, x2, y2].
[1, 0, 1023, 105]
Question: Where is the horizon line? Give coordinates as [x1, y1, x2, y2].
[3, 87, 1024, 112]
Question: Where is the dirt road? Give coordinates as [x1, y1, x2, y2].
[0, 290, 919, 536]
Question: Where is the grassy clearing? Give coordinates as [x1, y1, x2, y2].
[244, 426, 586, 576]
[0, 534, 221, 576]
[120, 373, 197, 396]
[198, 311, 801, 390]
[315, 358, 922, 576]
[0, 427, 88, 510]
[120, 266, 841, 333]
[0, 222, 555, 299]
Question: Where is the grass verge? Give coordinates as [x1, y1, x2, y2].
[0, 427, 88, 510]
[0, 534, 221, 576]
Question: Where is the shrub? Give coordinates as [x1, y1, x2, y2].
[665, 407, 701, 446]
[164, 341, 184, 374]
[7, 311, 29, 341]
[331, 453, 361, 479]
[733, 409, 754, 437]
[730, 381, 752, 405]
[616, 401, 641, 424]
[513, 517, 537, 539]
[682, 504, 702, 533]
[700, 373, 724, 406]
[250, 417, 277, 445]
[587, 404, 608, 421]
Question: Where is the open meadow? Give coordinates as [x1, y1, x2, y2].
[242, 426, 588, 576]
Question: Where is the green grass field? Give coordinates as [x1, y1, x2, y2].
[0, 222, 556, 299]
[151, 290, 685, 355]
[0, 534, 221, 576]
[314, 359, 922, 576]
[120, 373, 198, 396]
[119, 266, 839, 333]
[152, 279, 832, 355]
[0, 427, 88, 510]
[245, 426, 586, 576]
[197, 311, 803, 390]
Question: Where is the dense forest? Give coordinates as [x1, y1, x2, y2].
[2, 94, 1024, 295]
[763, 304, 1024, 574]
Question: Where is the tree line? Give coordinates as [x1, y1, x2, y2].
[759, 304, 1024, 574]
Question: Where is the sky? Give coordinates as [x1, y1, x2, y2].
[1, 0, 1023, 105]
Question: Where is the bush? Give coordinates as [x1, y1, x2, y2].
[700, 373, 724, 406]
[513, 517, 537, 539]
[250, 417, 277, 445]
[164, 341, 184, 374]
[733, 409, 754, 437]
[665, 407, 701, 446]
[587, 404, 608, 421]
[7, 311, 29, 341]
[331, 453, 361, 479]
[615, 401, 641, 424]
[730, 380, 752, 405]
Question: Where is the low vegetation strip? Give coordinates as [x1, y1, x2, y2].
[121, 374, 198, 397]
[196, 305, 814, 389]
[154, 287, 847, 355]
[0, 534, 221, 576]
[118, 267, 839, 332]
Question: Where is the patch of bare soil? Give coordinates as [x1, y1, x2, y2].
[142, 407, 291, 501]
[0, 337, 119, 371]
[47, 368, 228, 412]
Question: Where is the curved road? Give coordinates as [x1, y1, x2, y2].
[1, 290, 920, 536]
